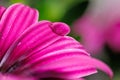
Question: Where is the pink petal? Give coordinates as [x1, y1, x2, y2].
[14, 51, 96, 79]
[0, 3, 38, 68]
[91, 58, 113, 79]
[0, 3, 113, 80]
[0, 73, 35, 80]
[37, 56, 113, 79]
[50, 22, 70, 36]
[23, 49, 90, 68]
[0, 3, 38, 60]
[16, 53, 112, 79]
[23, 36, 89, 65]
[1, 21, 71, 71]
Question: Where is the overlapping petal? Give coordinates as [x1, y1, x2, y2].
[1, 21, 68, 69]
[0, 3, 38, 61]
[0, 19, 112, 79]
[0, 73, 35, 80]
[0, 3, 113, 80]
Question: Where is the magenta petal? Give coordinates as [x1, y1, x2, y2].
[18, 53, 112, 79]
[38, 56, 112, 79]
[0, 21, 51, 69]
[0, 3, 113, 80]
[25, 49, 90, 67]
[0, 6, 6, 19]
[50, 22, 70, 36]
[16, 52, 96, 79]
[37, 60, 96, 79]
[38, 36, 85, 54]
[23, 36, 89, 64]
[0, 73, 36, 80]
[0, 3, 38, 61]
[34, 67, 96, 79]
[2, 21, 72, 70]
[41, 64, 97, 79]
[91, 58, 113, 79]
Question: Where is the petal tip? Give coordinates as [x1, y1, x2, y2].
[51, 22, 70, 36]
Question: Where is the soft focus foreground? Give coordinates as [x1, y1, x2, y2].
[0, 3, 113, 80]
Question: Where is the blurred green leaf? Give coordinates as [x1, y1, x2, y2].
[61, 1, 89, 25]
[10, 0, 26, 4]
[26, 0, 87, 21]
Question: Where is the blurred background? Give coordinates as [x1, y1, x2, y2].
[0, 0, 120, 80]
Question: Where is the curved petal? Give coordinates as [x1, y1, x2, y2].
[23, 48, 90, 68]
[23, 36, 89, 64]
[14, 50, 96, 79]
[32, 36, 85, 56]
[0, 3, 113, 80]
[0, 3, 38, 68]
[1, 21, 71, 71]
[0, 3, 38, 61]
[35, 56, 112, 79]
[16, 54, 112, 79]
[91, 58, 113, 79]
[0, 73, 35, 80]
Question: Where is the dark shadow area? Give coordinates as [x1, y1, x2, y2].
[61, 1, 89, 25]
[105, 44, 120, 71]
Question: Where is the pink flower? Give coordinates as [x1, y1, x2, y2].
[0, 3, 113, 80]
[73, 0, 120, 53]
[105, 21, 120, 52]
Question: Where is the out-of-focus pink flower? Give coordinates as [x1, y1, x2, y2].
[105, 21, 120, 52]
[73, 17, 105, 54]
[0, 3, 113, 80]
[73, 0, 120, 53]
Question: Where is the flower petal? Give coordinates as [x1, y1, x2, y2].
[17, 53, 112, 79]
[90, 58, 113, 79]
[23, 36, 89, 65]
[14, 49, 96, 79]
[1, 21, 71, 71]
[0, 3, 38, 68]
[0, 73, 35, 80]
